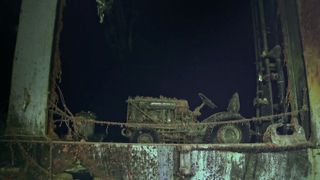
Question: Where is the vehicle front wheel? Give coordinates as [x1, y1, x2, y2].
[131, 129, 160, 143]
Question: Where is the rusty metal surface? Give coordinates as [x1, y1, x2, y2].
[0, 141, 311, 179]
[277, 0, 311, 139]
[297, 0, 320, 145]
[125, 94, 242, 143]
[1, 0, 319, 179]
[263, 123, 307, 145]
[296, 1, 320, 179]
[6, 0, 59, 136]
[45, 143, 313, 179]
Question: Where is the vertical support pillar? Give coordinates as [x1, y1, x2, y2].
[6, 0, 58, 136]
[278, 0, 311, 139]
[296, 0, 320, 145]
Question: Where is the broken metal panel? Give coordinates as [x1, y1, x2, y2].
[6, 0, 58, 136]
[296, 0, 320, 145]
[263, 123, 307, 145]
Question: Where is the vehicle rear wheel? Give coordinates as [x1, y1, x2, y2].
[205, 123, 250, 143]
[131, 129, 159, 143]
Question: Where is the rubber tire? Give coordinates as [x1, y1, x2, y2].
[205, 123, 250, 143]
[204, 112, 250, 143]
[131, 128, 160, 143]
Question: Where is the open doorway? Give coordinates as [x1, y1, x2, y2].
[57, 0, 256, 142]
[56, 0, 313, 144]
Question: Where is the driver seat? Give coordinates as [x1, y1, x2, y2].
[202, 92, 241, 123]
[227, 92, 240, 113]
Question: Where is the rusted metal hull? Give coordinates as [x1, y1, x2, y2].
[0, 141, 312, 179]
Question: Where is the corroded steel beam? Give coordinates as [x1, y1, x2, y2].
[6, 0, 58, 136]
[277, 0, 311, 138]
[296, 1, 320, 178]
[297, 0, 320, 145]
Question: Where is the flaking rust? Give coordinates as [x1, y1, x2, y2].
[122, 92, 251, 144]
[53, 143, 132, 178]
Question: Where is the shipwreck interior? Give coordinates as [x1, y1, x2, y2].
[54, 0, 311, 144]
[59, 0, 258, 143]
[0, 0, 319, 179]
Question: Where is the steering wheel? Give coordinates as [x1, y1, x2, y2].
[198, 93, 217, 109]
